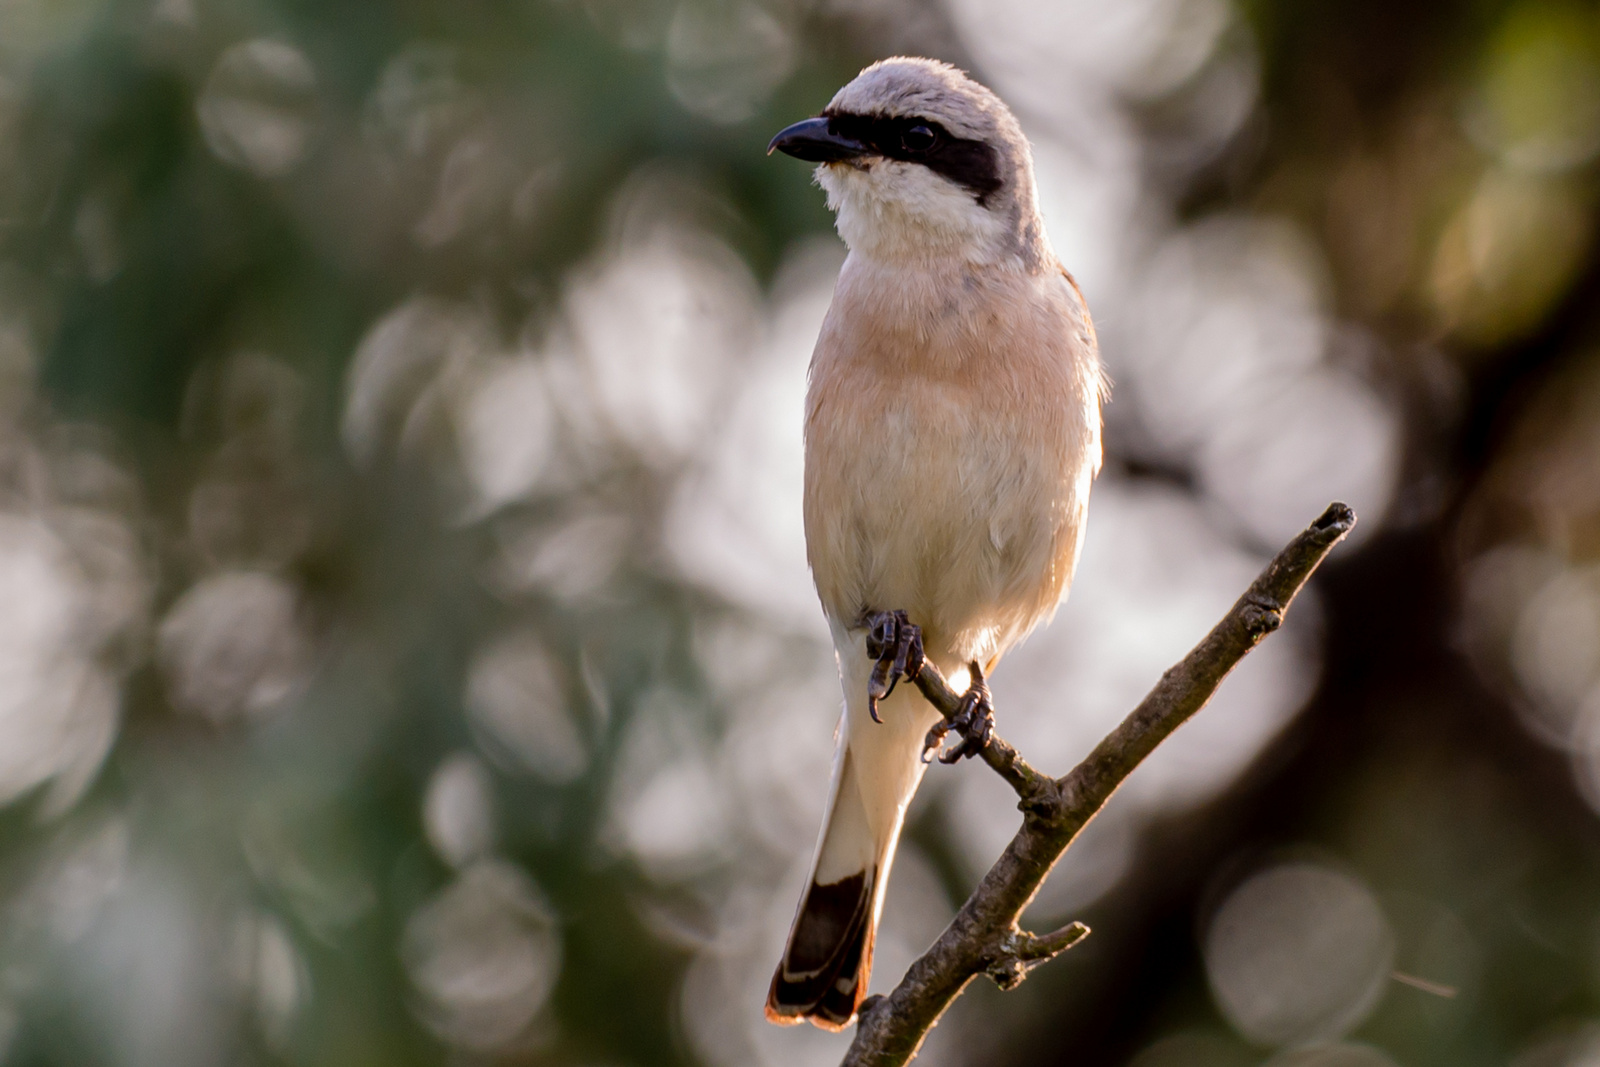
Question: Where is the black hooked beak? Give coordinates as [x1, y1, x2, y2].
[767, 117, 868, 163]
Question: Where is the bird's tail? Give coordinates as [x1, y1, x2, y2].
[765, 667, 937, 1030]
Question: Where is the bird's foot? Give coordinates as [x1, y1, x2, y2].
[923, 660, 994, 764]
[864, 610, 924, 724]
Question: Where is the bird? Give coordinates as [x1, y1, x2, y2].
[762, 57, 1105, 1031]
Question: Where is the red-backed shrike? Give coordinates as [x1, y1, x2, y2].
[763, 57, 1104, 1030]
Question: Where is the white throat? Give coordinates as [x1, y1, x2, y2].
[817, 159, 1014, 266]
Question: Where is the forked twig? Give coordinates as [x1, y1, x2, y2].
[840, 503, 1357, 1067]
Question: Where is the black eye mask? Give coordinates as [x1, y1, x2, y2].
[821, 111, 1004, 207]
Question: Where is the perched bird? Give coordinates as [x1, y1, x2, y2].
[763, 58, 1105, 1031]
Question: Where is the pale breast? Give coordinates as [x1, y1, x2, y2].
[802, 255, 1101, 666]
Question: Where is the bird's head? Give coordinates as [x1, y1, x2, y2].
[769, 57, 1043, 266]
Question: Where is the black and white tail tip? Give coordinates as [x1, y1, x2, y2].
[764, 868, 878, 1031]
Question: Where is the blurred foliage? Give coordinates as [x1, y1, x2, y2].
[5, 1, 1600, 1067]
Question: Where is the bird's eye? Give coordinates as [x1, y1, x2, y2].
[901, 125, 937, 152]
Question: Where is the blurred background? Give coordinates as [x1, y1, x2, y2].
[2, 0, 1600, 1064]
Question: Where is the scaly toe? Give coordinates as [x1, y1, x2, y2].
[944, 660, 996, 762]
[862, 610, 924, 726]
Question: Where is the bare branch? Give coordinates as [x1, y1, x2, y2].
[839, 503, 1357, 1067]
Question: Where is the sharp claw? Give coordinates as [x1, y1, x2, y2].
[868, 657, 892, 699]
[863, 610, 923, 727]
